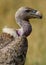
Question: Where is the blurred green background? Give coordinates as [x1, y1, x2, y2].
[0, 0, 46, 65]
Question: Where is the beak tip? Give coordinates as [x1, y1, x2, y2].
[39, 15, 43, 19]
[36, 11, 43, 19]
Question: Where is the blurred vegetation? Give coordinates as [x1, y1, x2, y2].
[0, 0, 46, 65]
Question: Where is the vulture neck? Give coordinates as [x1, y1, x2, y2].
[16, 17, 32, 37]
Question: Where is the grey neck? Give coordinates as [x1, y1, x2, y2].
[16, 18, 32, 37]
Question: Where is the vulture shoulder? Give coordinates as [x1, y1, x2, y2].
[0, 33, 28, 65]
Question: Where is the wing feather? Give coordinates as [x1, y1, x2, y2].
[0, 33, 14, 49]
[0, 33, 28, 65]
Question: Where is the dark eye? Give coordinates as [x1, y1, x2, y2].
[25, 10, 30, 12]
[32, 10, 37, 13]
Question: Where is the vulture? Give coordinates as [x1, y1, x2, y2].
[0, 7, 42, 65]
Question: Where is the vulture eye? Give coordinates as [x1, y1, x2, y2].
[32, 10, 37, 13]
[25, 9, 37, 13]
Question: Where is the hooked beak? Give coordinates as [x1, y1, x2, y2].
[30, 10, 42, 19]
[35, 11, 42, 19]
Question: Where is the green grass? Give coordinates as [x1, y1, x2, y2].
[0, 0, 46, 65]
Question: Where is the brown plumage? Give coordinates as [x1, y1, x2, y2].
[0, 33, 28, 65]
[0, 33, 14, 49]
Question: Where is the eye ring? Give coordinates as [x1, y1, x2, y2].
[32, 10, 37, 13]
